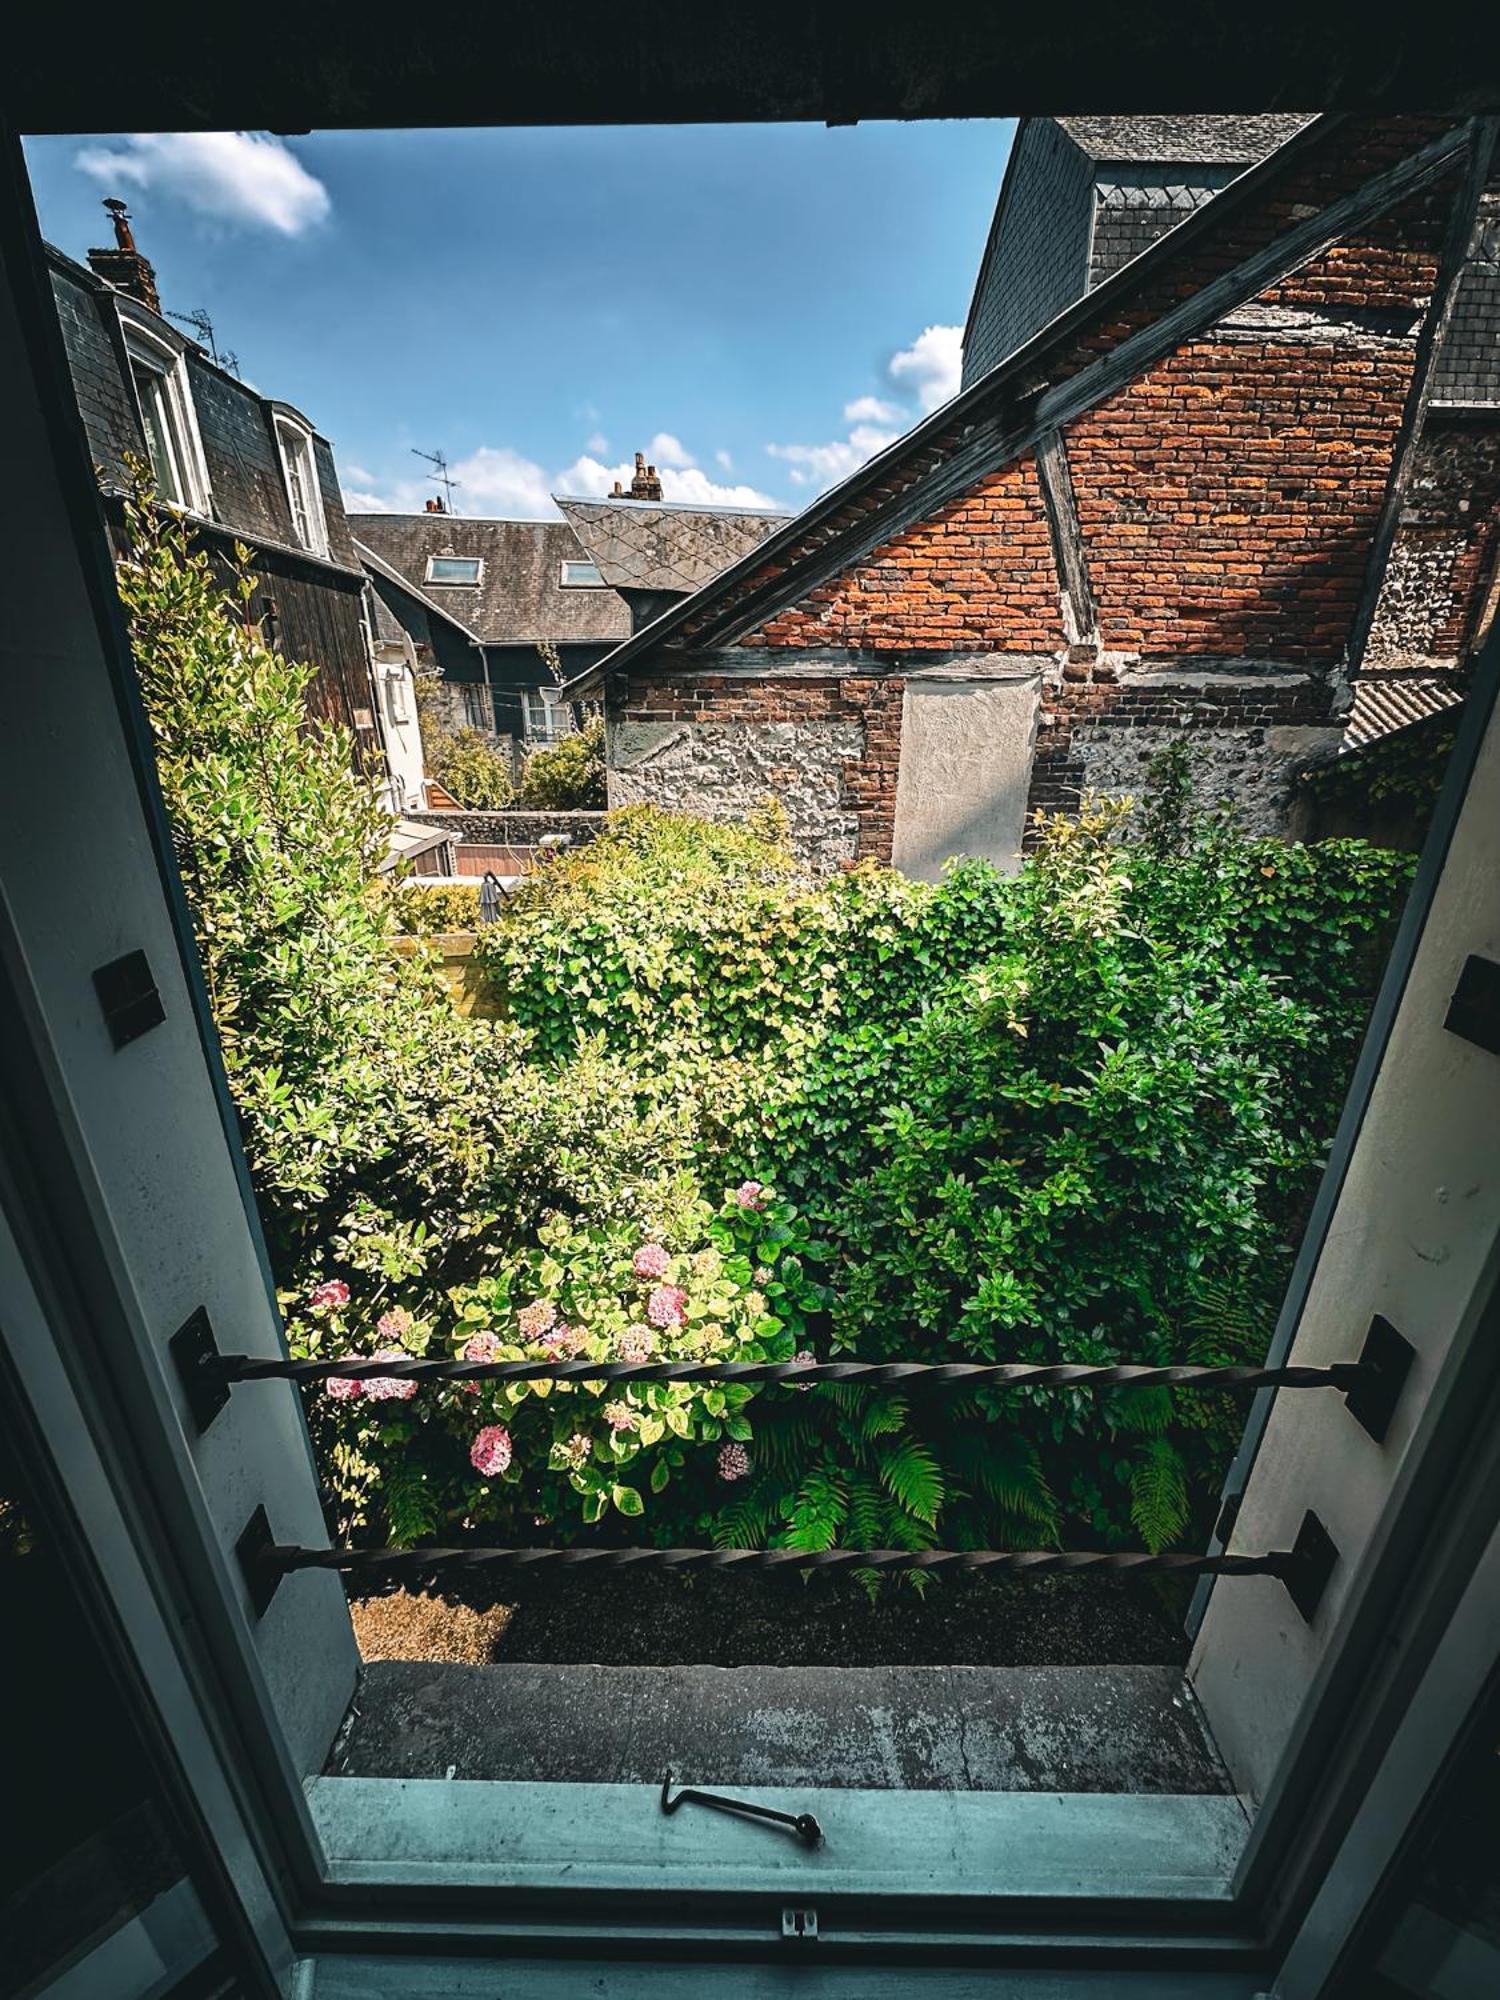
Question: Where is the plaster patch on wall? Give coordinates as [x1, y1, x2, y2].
[1073, 723, 1344, 834]
[608, 716, 864, 871]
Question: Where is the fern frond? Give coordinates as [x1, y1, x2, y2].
[1129, 1436, 1189, 1552]
[877, 1438, 944, 1528]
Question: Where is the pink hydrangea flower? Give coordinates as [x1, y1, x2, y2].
[362, 1349, 418, 1402]
[615, 1324, 657, 1364]
[376, 1306, 413, 1342]
[732, 1181, 766, 1210]
[789, 1348, 816, 1392]
[563, 1432, 592, 1469]
[718, 1441, 752, 1481]
[517, 1299, 558, 1340]
[309, 1279, 350, 1311]
[541, 1323, 582, 1359]
[463, 1330, 501, 1363]
[647, 1284, 687, 1329]
[324, 1371, 362, 1401]
[604, 1401, 638, 1433]
[470, 1425, 513, 1477]
[632, 1242, 670, 1279]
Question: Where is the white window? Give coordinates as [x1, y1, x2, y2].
[426, 556, 482, 586]
[121, 319, 211, 514]
[461, 683, 491, 729]
[274, 416, 329, 557]
[384, 669, 409, 726]
[523, 689, 572, 743]
[560, 558, 605, 587]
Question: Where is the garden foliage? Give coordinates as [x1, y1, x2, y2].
[122, 504, 1415, 1556]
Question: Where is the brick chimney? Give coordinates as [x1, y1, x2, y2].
[87, 199, 162, 316]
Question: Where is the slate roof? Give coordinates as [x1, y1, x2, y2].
[351, 514, 632, 646]
[1054, 115, 1313, 165]
[554, 497, 790, 595]
[1342, 675, 1466, 752]
[354, 535, 486, 647]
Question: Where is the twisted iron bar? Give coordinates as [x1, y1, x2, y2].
[259, 1542, 1294, 1580]
[217, 1354, 1363, 1393]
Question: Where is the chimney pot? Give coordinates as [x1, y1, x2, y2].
[87, 198, 161, 316]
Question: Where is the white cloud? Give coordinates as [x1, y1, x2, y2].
[74, 132, 330, 236]
[342, 445, 556, 519]
[648, 431, 696, 469]
[344, 463, 376, 487]
[556, 452, 777, 510]
[714, 448, 734, 471]
[584, 431, 610, 456]
[765, 420, 900, 492]
[844, 394, 904, 426]
[888, 323, 963, 413]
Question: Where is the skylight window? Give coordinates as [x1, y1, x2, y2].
[426, 555, 482, 585]
[560, 558, 605, 587]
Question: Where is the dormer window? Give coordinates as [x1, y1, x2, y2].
[121, 318, 211, 514]
[426, 556, 482, 586]
[560, 559, 605, 587]
[274, 415, 329, 557]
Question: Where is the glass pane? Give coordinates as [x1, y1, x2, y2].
[427, 557, 481, 584]
[560, 560, 603, 586]
[130, 366, 181, 506]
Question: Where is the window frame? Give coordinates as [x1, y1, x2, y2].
[559, 557, 606, 588]
[424, 554, 483, 587]
[273, 412, 330, 559]
[120, 315, 212, 516]
[9, 100, 1500, 1994]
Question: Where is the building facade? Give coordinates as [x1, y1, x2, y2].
[357, 488, 786, 755]
[572, 114, 1500, 876]
[46, 203, 417, 805]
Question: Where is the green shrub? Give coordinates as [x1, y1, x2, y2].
[431, 725, 515, 809]
[518, 716, 606, 808]
[380, 878, 482, 936]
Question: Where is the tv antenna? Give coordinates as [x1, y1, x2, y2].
[166, 306, 239, 377]
[411, 446, 461, 514]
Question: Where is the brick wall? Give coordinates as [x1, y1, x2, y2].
[1065, 337, 1416, 661]
[739, 459, 1060, 653]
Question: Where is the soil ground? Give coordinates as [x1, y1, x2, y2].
[349, 1568, 1190, 1668]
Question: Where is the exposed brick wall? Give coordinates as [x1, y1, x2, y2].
[670, 119, 1455, 657]
[738, 459, 1061, 653]
[609, 672, 905, 866]
[1064, 337, 1416, 661]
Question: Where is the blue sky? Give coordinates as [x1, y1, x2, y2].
[23, 122, 1013, 519]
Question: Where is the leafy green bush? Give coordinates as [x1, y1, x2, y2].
[518, 716, 606, 808]
[380, 878, 482, 935]
[431, 725, 516, 809]
[121, 510, 1413, 1564]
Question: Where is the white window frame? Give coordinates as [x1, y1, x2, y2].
[424, 555, 483, 587]
[120, 316, 212, 516]
[384, 668, 409, 726]
[273, 414, 329, 559]
[522, 687, 571, 743]
[559, 557, 605, 588]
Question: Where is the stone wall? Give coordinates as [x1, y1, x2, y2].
[608, 674, 904, 870]
[1366, 416, 1500, 668]
[404, 808, 608, 846]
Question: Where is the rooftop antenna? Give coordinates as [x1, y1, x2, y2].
[166, 305, 239, 376]
[411, 446, 461, 515]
